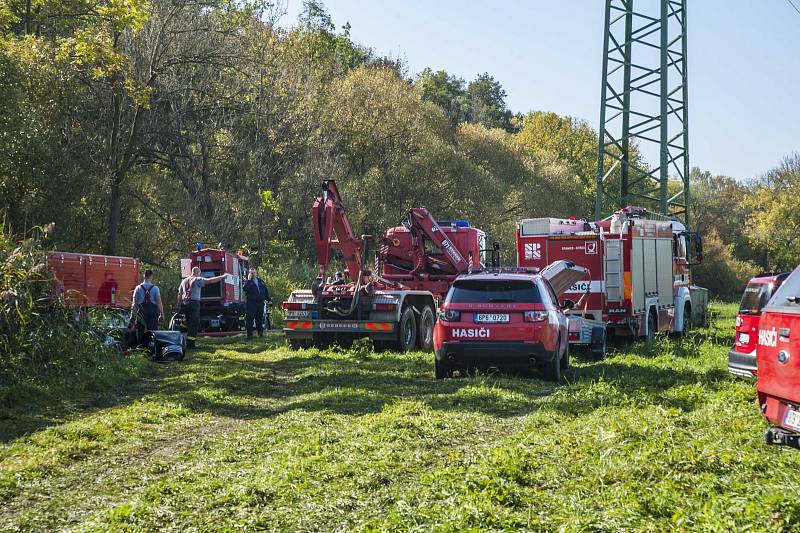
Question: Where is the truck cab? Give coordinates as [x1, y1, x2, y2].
[180, 248, 249, 334]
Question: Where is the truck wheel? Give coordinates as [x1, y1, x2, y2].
[313, 333, 331, 350]
[434, 357, 451, 379]
[681, 304, 692, 337]
[397, 306, 417, 352]
[417, 306, 435, 351]
[646, 312, 656, 344]
[590, 327, 606, 361]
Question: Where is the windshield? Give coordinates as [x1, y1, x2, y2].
[446, 279, 542, 304]
[765, 267, 800, 312]
[739, 282, 776, 315]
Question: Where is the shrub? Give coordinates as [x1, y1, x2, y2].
[0, 225, 140, 406]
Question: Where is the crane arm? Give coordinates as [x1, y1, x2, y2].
[313, 180, 362, 281]
[407, 208, 471, 275]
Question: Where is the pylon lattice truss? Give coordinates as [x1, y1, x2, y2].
[595, 0, 689, 227]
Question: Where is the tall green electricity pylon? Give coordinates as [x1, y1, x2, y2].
[595, 0, 690, 227]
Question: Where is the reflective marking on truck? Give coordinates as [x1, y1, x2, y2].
[624, 272, 632, 300]
[365, 322, 393, 331]
[452, 328, 491, 339]
[287, 321, 312, 330]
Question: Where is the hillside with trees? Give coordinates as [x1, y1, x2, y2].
[0, 0, 796, 298]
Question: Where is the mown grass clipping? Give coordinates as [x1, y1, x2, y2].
[2, 303, 799, 531]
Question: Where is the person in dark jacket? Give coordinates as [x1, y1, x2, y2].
[243, 268, 271, 337]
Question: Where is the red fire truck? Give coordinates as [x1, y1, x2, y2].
[516, 207, 707, 355]
[48, 252, 140, 308]
[178, 247, 250, 336]
[283, 180, 486, 351]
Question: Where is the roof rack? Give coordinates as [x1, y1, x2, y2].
[467, 266, 540, 275]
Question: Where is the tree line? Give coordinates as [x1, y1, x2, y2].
[0, 0, 797, 299]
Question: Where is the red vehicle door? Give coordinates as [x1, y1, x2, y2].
[757, 266, 800, 429]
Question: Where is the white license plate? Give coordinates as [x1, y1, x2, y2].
[285, 310, 311, 319]
[475, 313, 509, 324]
[785, 408, 800, 431]
[210, 319, 221, 328]
[738, 332, 750, 345]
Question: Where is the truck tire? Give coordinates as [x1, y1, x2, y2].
[289, 338, 307, 350]
[396, 306, 417, 352]
[590, 327, 606, 361]
[681, 304, 692, 337]
[434, 357, 451, 379]
[646, 312, 656, 344]
[417, 306, 435, 351]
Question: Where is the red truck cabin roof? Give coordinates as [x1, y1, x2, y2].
[48, 252, 140, 308]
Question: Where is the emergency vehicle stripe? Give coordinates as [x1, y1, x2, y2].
[624, 271, 632, 300]
[365, 322, 392, 331]
[287, 321, 312, 329]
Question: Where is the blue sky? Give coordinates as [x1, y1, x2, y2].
[283, 1, 800, 182]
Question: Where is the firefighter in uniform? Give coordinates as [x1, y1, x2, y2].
[243, 268, 271, 337]
[178, 266, 227, 348]
[132, 269, 164, 333]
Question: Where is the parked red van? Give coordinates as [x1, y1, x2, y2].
[756, 265, 800, 448]
[728, 272, 790, 378]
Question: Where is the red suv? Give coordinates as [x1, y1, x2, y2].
[729, 272, 790, 378]
[433, 261, 587, 381]
[756, 265, 800, 448]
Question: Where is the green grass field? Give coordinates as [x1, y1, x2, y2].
[2, 302, 800, 531]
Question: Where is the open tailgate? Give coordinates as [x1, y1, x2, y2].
[541, 260, 589, 296]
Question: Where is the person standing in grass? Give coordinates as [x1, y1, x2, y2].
[178, 266, 227, 348]
[132, 269, 164, 332]
[243, 268, 271, 338]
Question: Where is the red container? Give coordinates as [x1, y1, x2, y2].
[48, 252, 140, 308]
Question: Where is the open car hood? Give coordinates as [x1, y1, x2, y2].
[540, 260, 590, 297]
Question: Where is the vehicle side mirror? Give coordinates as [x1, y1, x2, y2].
[691, 233, 703, 265]
[562, 299, 576, 310]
